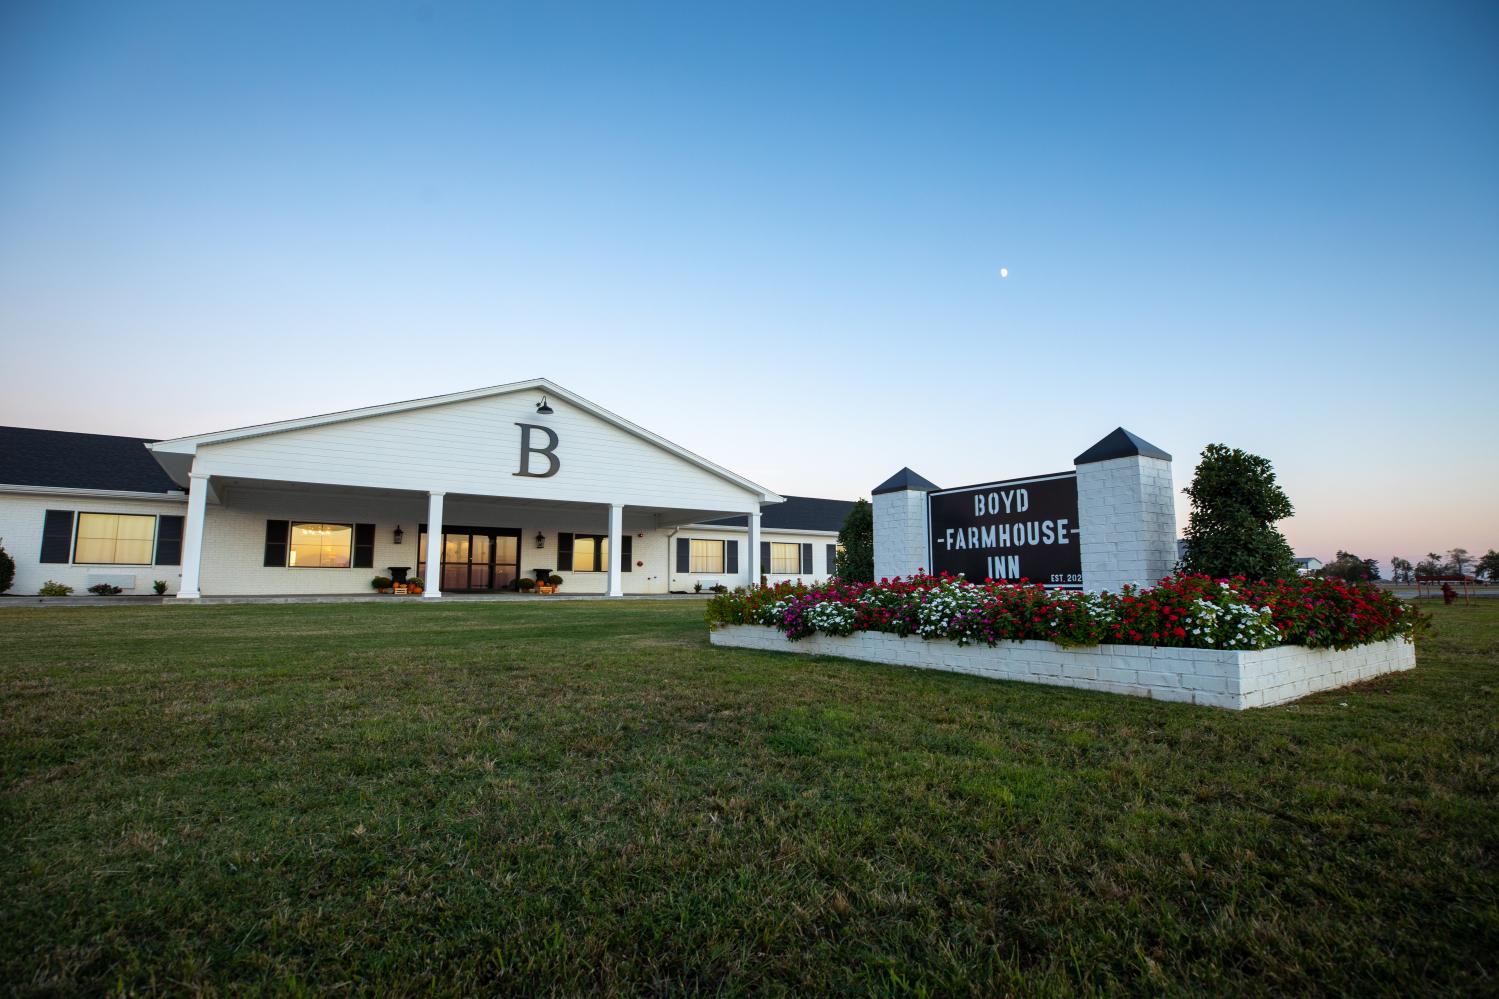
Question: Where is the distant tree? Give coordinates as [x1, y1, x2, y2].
[0, 538, 14, 594]
[1416, 557, 1443, 580]
[1476, 550, 1499, 583]
[1389, 556, 1413, 584]
[1322, 551, 1378, 583]
[1448, 548, 1472, 576]
[1177, 444, 1298, 581]
[836, 499, 874, 583]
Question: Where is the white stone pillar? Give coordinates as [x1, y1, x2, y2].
[424, 491, 445, 599]
[747, 511, 762, 585]
[873, 468, 937, 580]
[606, 503, 623, 597]
[176, 471, 210, 599]
[1074, 428, 1178, 594]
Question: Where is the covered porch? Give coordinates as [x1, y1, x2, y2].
[177, 476, 765, 598]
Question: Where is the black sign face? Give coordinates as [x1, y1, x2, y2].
[928, 471, 1082, 588]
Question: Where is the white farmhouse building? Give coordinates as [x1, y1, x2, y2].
[0, 379, 851, 599]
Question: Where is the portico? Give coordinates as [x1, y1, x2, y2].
[146, 379, 785, 599]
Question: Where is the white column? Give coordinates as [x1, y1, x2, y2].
[747, 511, 761, 585]
[424, 491, 445, 599]
[606, 503, 624, 597]
[176, 471, 210, 599]
[1074, 429, 1177, 594]
[872, 468, 937, 581]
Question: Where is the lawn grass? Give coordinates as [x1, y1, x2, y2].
[2, 598, 1496, 995]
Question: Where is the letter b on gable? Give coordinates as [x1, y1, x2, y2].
[514, 423, 560, 478]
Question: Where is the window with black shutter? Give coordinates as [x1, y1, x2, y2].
[760, 541, 771, 575]
[557, 532, 574, 572]
[39, 510, 74, 564]
[676, 537, 690, 573]
[621, 535, 632, 572]
[801, 543, 813, 575]
[827, 543, 838, 577]
[725, 540, 738, 573]
[353, 523, 376, 568]
[155, 515, 185, 565]
[263, 520, 289, 567]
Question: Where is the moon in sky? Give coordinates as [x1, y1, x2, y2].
[999, 267, 1009, 278]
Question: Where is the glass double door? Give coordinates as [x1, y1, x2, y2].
[419, 527, 520, 592]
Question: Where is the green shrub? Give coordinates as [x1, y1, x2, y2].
[518, 578, 536, 591]
[547, 574, 564, 587]
[153, 580, 168, 595]
[371, 576, 393, 590]
[0, 538, 14, 593]
[87, 583, 123, 596]
[1178, 443, 1299, 581]
[38, 580, 73, 596]
[836, 499, 874, 582]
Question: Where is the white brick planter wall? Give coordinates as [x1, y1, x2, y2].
[709, 625, 1415, 710]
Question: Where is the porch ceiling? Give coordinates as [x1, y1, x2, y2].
[205, 476, 753, 529]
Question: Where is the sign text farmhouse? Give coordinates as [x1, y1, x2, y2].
[928, 471, 1082, 588]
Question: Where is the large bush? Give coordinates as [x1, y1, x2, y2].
[0, 538, 14, 594]
[1178, 444, 1299, 581]
[835, 499, 873, 582]
[707, 573, 1422, 652]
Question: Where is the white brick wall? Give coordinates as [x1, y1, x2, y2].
[665, 526, 838, 593]
[1075, 454, 1177, 594]
[0, 491, 188, 595]
[710, 625, 1416, 710]
[874, 489, 928, 580]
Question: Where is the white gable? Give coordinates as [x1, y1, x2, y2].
[150, 381, 774, 513]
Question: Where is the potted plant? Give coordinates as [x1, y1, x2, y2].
[547, 574, 563, 593]
[518, 577, 536, 593]
[371, 575, 393, 594]
[407, 576, 424, 596]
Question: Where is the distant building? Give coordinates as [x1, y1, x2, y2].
[1292, 556, 1323, 575]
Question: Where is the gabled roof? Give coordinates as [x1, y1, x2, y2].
[872, 467, 940, 495]
[1074, 427, 1171, 465]
[702, 496, 855, 532]
[147, 378, 783, 503]
[0, 426, 181, 494]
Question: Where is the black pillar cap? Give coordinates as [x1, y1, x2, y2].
[872, 467, 940, 495]
[1074, 428, 1171, 465]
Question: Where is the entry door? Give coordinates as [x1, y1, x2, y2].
[420, 527, 522, 591]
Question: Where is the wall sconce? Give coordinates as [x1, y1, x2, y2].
[535, 531, 546, 549]
[535, 395, 554, 415]
[393, 525, 405, 545]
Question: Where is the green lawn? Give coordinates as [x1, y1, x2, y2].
[2, 599, 1496, 996]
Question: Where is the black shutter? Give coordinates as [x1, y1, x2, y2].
[725, 539, 738, 573]
[676, 537, 690, 573]
[557, 532, 574, 573]
[353, 523, 375, 568]
[621, 535, 632, 572]
[40, 509, 74, 563]
[155, 515, 185, 565]
[263, 520, 289, 567]
[801, 543, 813, 575]
[827, 544, 837, 577]
[760, 541, 771, 575]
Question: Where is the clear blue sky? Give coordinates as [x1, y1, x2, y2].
[1, 1, 1495, 567]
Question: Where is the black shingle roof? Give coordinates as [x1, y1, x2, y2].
[0, 426, 180, 494]
[703, 495, 855, 533]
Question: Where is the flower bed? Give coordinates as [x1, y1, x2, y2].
[706, 573, 1423, 652]
[706, 575, 1423, 709]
